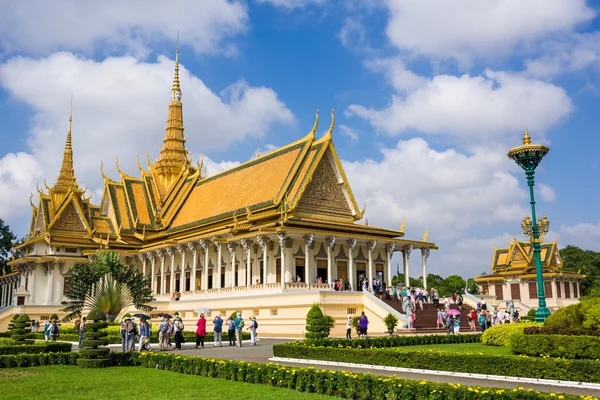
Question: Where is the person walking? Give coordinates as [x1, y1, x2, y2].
[234, 312, 244, 347]
[247, 316, 258, 345]
[195, 313, 207, 349]
[358, 312, 369, 338]
[173, 317, 184, 351]
[457, 293, 464, 310]
[139, 319, 151, 352]
[213, 314, 223, 347]
[158, 317, 169, 351]
[468, 310, 477, 331]
[227, 316, 236, 346]
[436, 309, 444, 329]
[78, 317, 87, 347]
[478, 312, 487, 333]
[48, 320, 60, 341]
[43, 320, 50, 341]
[120, 318, 127, 352]
[124, 317, 136, 352]
[346, 315, 352, 339]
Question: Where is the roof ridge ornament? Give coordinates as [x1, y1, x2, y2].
[523, 126, 531, 145]
[323, 108, 334, 141]
[308, 109, 319, 138]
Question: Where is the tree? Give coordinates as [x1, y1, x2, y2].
[437, 275, 466, 297]
[466, 278, 480, 294]
[0, 219, 17, 276]
[560, 245, 600, 297]
[305, 303, 334, 340]
[61, 251, 153, 322]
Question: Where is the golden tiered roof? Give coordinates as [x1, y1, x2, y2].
[14, 50, 436, 258]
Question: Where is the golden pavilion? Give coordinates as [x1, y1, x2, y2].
[1, 50, 437, 336]
[475, 238, 584, 311]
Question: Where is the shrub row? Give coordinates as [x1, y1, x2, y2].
[297, 333, 481, 349]
[510, 332, 600, 360]
[273, 343, 600, 383]
[136, 352, 578, 400]
[0, 342, 72, 355]
[524, 327, 600, 336]
[0, 351, 135, 369]
[481, 322, 532, 347]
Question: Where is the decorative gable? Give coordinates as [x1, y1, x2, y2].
[52, 202, 86, 232]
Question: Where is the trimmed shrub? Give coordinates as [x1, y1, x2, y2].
[481, 322, 533, 347]
[49, 314, 59, 321]
[524, 327, 600, 336]
[0, 352, 78, 368]
[510, 332, 600, 359]
[297, 333, 481, 349]
[0, 342, 71, 355]
[77, 314, 110, 368]
[273, 343, 600, 383]
[305, 303, 334, 340]
[136, 352, 581, 399]
[544, 297, 600, 331]
[10, 314, 34, 342]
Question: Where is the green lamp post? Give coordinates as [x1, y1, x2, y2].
[507, 128, 551, 323]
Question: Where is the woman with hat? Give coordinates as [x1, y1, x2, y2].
[345, 315, 353, 339]
[195, 313, 207, 349]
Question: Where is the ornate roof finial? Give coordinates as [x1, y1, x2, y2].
[323, 108, 335, 141]
[53, 97, 78, 193]
[308, 109, 319, 138]
[523, 126, 531, 145]
[399, 217, 406, 234]
[422, 227, 429, 242]
[171, 31, 181, 101]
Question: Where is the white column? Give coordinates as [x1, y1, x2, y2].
[303, 234, 314, 288]
[347, 239, 357, 291]
[157, 249, 165, 294]
[1, 283, 5, 307]
[215, 243, 222, 288]
[176, 245, 186, 292]
[325, 236, 336, 288]
[187, 242, 197, 291]
[45, 263, 54, 305]
[227, 243, 237, 287]
[199, 240, 210, 290]
[165, 247, 175, 294]
[385, 243, 395, 287]
[257, 236, 267, 286]
[403, 244, 413, 287]
[26, 265, 35, 304]
[421, 248, 430, 291]
[277, 232, 287, 288]
[147, 253, 156, 295]
[241, 239, 252, 286]
[367, 241, 376, 293]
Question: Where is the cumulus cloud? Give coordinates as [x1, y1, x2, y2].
[560, 222, 600, 251]
[384, 0, 595, 63]
[342, 138, 527, 240]
[538, 184, 556, 202]
[364, 58, 427, 92]
[338, 125, 358, 141]
[256, 0, 323, 9]
[0, 52, 293, 223]
[348, 70, 572, 139]
[441, 233, 514, 277]
[0, 0, 248, 56]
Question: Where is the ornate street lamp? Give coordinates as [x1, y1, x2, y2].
[508, 128, 551, 322]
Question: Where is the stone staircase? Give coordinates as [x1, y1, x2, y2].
[382, 298, 479, 334]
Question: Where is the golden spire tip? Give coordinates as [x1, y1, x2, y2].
[523, 126, 531, 145]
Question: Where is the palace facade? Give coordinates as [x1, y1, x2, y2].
[0, 51, 437, 336]
[475, 238, 584, 311]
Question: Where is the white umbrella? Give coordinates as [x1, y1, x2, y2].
[194, 307, 212, 314]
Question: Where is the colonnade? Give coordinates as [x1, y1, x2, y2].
[0, 275, 19, 308]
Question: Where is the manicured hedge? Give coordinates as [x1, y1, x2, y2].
[0, 352, 78, 368]
[297, 333, 481, 349]
[136, 352, 578, 400]
[0, 342, 72, 355]
[510, 332, 600, 360]
[481, 322, 532, 347]
[273, 343, 600, 383]
[524, 327, 600, 336]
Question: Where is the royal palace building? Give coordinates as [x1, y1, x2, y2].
[1, 51, 437, 336]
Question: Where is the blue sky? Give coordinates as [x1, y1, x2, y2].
[0, 0, 599, 279]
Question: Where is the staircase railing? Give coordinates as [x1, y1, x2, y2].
[363, 290, 410, 328]
[463, 290, 495, 313]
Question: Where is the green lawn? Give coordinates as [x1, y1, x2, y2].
[0, 366, 333, 400]
[395, 342, 514, 356]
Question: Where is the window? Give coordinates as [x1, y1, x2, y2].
[510, 283, 521, 300]
[573, 283, 579, 298]
[270, 309, 278, 316]
[564, 281, 571, 298]
[64, 248, 78, 253]
[495, 284, 504, 300]
[544, 281, 553, 298]
[528, 282, 537, 299]
[556, 281, 562, 298]
[165, 275, 171, 294]
[337, 261, 348, 281]
[40, 315, 50, 321]
[185, 272, 191, 292]
[482, 284, 489, 295]
[347, 308, 357, 315]
[253, 309, 260, 316]
[156, 276, 161, 294]
[150, 313, 160, 319]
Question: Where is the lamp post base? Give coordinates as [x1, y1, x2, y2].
[534, 306, 551, 323]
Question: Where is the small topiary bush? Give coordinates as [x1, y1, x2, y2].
[305, 303, 334, 340]
[77, 311, 110, 368]
[10, 314, 34, 343]
[481, 322, 533, 347]
[49, 314, 59, 321]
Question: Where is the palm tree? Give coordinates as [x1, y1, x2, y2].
[61, 251, 153, 322]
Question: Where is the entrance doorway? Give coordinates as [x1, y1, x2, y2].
[295, 257, 305, 282]
[276, 258, 282, 283]
[356, 262, 366, 291]
[316, 259, 327, 283]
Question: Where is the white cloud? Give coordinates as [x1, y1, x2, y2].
[560, 222, 600, 251]
[365, 58, 427, 92]
[256, 0, 323, 9]
[0, 0, 248, 56]
[441, 233, 514, 277]
[538, 184, 556, 202]
[343, 138, 527, 240]
[0, 52, 293, 223]
[338, 18, 371, 53]
[339, 125, 358, 141]
[348, 70, 572, 139]
[384, 0, 595, 63]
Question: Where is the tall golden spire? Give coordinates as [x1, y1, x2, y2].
[154, 35, 189, 185]
[54, 101, 77, 192]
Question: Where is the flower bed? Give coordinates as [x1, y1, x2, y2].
[135, 352, 578, 399]
[0, 342, 72, 355]
[510, 332, 600, 360]
[296, 333, 481, 349]
[273, 343, 600, 383]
